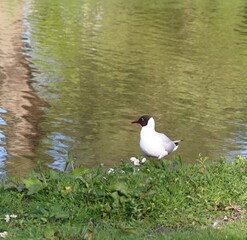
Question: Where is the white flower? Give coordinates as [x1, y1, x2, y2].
[212, 221, 218, 228]
[0, 231, 8, 238]
[4, 215, 10, 223]
[133, 159, 140, 166]
[107, 168, 114, 174]
[4, 214, 17, 223]
[130, 157, 140, 166]
[141, 157, 146, 163]
[130, 157, 138, 162]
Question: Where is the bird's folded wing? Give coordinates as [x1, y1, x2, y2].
[159, 133, 175, 153]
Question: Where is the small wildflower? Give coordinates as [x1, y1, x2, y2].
[223, 216, 228, 221]
[212, 221, 218, 228]
[65, 186, 72, 192]
[130, 157, 138, 162]
[4, 214, 17, 223]
[107, 168, 114, 174]
[4, 215, 10, 223]
[141, 157, 146, 163]
[0, 231, 8, 238]
[130, 157, 140, 166]
[133, 159, 140, 166]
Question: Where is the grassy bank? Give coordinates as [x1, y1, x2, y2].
[0, 155, 246, 239]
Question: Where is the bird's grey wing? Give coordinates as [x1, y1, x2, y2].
[158, 133, 176, 154]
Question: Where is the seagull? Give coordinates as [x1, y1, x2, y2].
[131, 115, 181, 159]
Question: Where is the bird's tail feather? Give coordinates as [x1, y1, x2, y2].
[173, 140, 182, 146]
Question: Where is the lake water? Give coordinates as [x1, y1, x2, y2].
[0, 0, 246, 177]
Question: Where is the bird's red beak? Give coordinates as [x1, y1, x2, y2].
[131, 120, 139, 124]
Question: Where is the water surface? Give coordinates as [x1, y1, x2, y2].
[0, 0, 246, 176]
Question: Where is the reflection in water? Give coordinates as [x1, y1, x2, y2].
[0, 0, 246, 176]
[0, 108, 7, 179]
[232, 2, 247, 158]
[0, 0, 44, 177]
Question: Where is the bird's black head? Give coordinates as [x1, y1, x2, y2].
[131, 115, 151, 127]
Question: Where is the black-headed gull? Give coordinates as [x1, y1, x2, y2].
[132, 115, 181, 159]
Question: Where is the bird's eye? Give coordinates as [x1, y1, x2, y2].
[141, 118, 144, 121]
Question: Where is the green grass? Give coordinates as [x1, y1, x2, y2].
[0, 155, 246, 239]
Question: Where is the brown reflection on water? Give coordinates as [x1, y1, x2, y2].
[0, 0, 43, 176]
